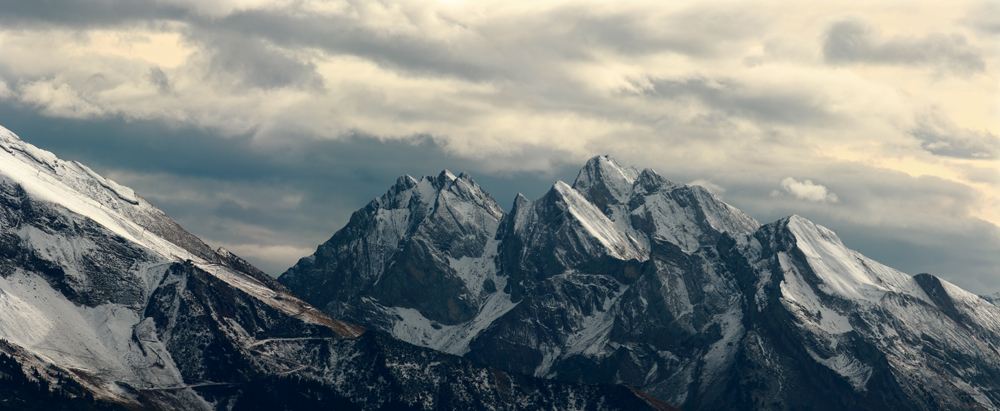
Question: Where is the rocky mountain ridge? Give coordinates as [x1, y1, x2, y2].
[281, 155, 1000, 410]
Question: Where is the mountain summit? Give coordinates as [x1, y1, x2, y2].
[281, 154, 1000, 410]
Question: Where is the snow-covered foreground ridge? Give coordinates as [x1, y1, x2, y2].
[281, 154, 1000, 411]
[0, 124, 358, 406]
[0, 125, 670, 410]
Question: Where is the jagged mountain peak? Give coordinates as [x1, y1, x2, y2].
[763, 214, 992, 310]
[573, 155, 640, 210]
[576, 155, 637, 180]
[392, 169, 461, 187]
[762, 213, 925, 302]
[512, 192, 530, 207]
[396, 173, 419, 188]
[550, 179, 580, 198]
[509, 192, 532, 232]
[566, 155, 760, 254]
[511, 180, 648, 264]
[280, 167, 506, 326]
[633, 167, 677, 194]
[783, 214, 840, 243]
[745, 214, 1000, 410]
[384, 169, 500, 216]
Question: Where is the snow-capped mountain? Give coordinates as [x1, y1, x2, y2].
[0, 125, 670, 410]
[281, 155, 1000, 410]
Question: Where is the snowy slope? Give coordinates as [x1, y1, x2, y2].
[0, 125, 363, 407]
[1, 129, 201, 263]
[762, 216, 1000, 407]
[0, 126, 217, 262]
[0, 130, 216, 408]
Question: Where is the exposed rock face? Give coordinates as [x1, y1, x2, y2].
[281, 170, 505, 326]
[497, 181, 648, 302]
[0, 125, 667, 411]
[282, 154, 1000, 410]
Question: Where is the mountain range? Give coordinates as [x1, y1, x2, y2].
[279, 155, 1000, 410]
[0, 125, 671, 410]
[4, 120, 1000, 410]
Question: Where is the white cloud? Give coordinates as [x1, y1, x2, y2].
[773, 177, 839, 203]
[19, 81, 108, 118]
[689, 179, 726, 197]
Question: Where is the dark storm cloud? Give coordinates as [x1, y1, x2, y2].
[911, 112, 1000, 159]
[823, 18, 985, 75]
[641, 77, 835, 125]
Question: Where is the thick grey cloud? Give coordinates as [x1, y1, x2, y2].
[911, 112, 1000, 159]
[206, 9, 498, 82]
[146, 67, 172, 94]
[192, 3, 769, 89]
[961, 2, 1000, 34]
[0, 0, 186, 27]
[641, 77, 837, 126]
[202, 32, 325, 90]
[823, 17, 985, 75]
[495, 4, 769, 58]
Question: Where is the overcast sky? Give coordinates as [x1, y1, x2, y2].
[0, 0, 997, 293]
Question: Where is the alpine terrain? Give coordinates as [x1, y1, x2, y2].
[281, 154, 1000, 410]
[0, 124, 673, 410]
